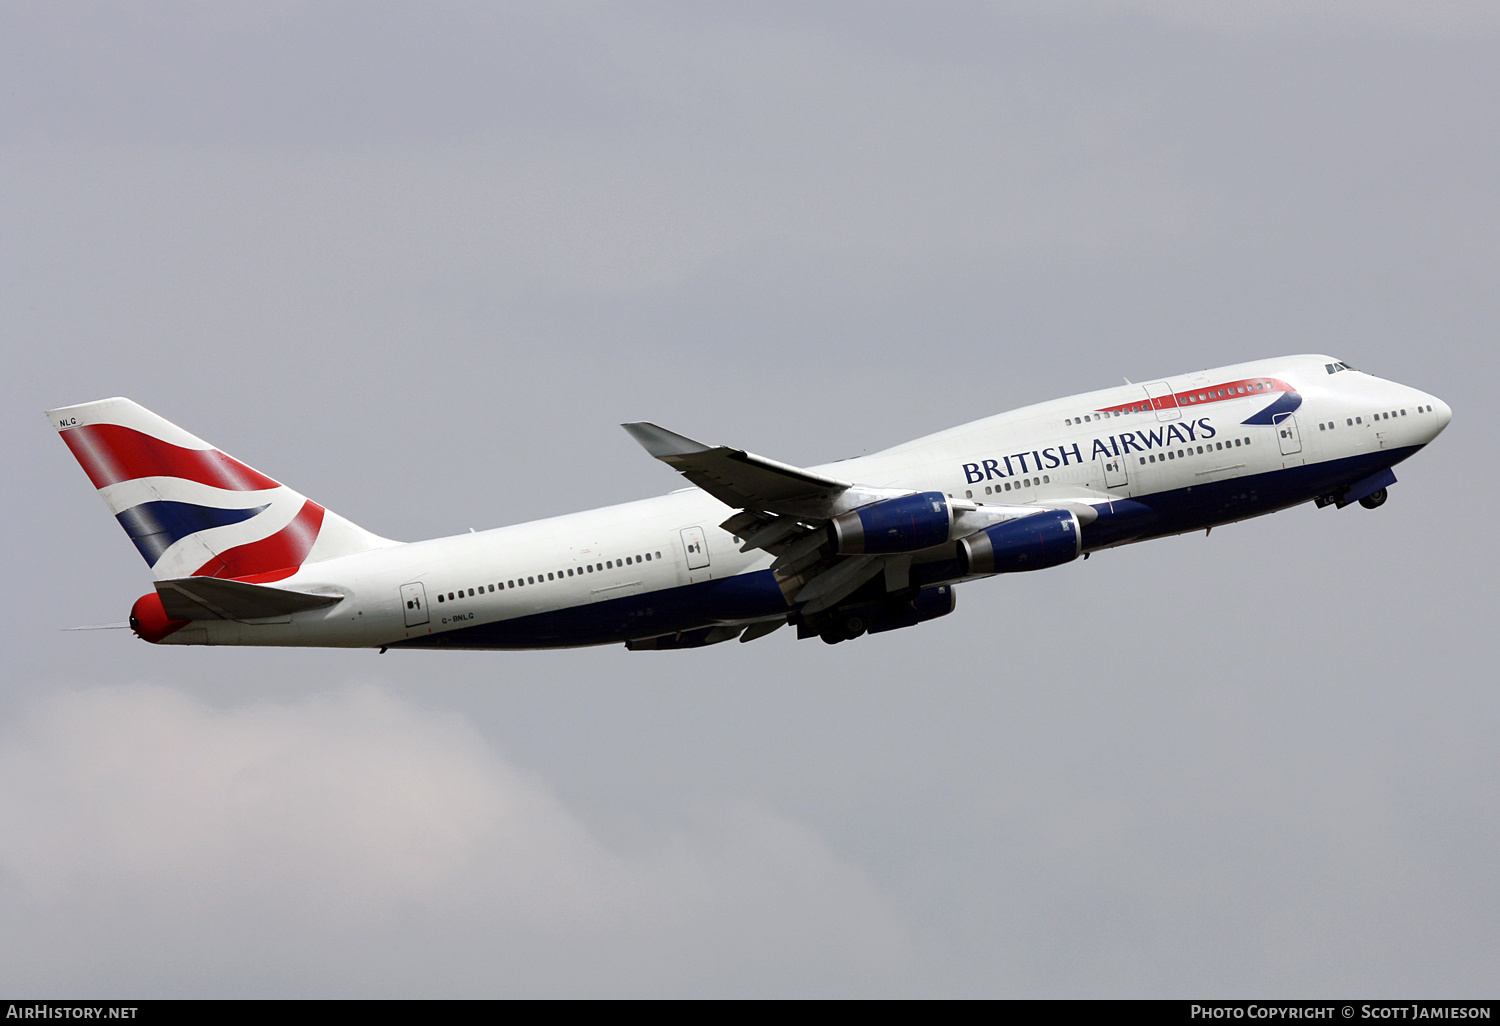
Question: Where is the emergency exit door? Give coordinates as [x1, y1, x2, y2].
[680, 527, 710, 570]
[1274, 413, 1302, 456]
[1103, 454, 1128, 489]
[400, 583, 429, 627]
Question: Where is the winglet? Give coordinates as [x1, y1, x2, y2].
[620, 422, 849, 513]
[622, 422, 712, 459]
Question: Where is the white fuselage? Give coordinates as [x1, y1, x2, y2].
[159, 355, 1450, 650]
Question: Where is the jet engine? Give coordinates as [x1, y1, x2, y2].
[957, 509, 1081, 576]
[829, 491, 952, 554]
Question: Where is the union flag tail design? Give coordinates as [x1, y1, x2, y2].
[47, 398, 397, 582]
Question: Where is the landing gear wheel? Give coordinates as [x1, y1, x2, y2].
[819, 616, 867, 644]
[1359, 488, 1388, 509]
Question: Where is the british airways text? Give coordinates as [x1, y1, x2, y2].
[961, 417, 1218, 483]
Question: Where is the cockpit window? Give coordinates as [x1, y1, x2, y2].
[1326, 361, 1357, 374]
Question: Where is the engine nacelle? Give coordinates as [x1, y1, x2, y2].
[957, 509, 1081, 576]
[830, 491, 952, 554]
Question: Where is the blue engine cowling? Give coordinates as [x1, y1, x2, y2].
[830, 491, 952, 554]
[957, 509, 1081, 575]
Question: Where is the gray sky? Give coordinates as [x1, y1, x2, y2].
[3, 1, 1497, 997]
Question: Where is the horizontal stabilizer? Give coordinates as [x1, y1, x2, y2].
[155, 577, 343, 621]
[622, 422, 848, 513]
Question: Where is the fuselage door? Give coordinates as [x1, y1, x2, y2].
[1102, 454, 1128, 489]
[1274, 412, 1303, 456]
[1143, 381, 1181, 422]
[681, 527, 711, 570]
[400, 583, 429, 627]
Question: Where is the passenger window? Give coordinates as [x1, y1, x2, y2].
[1139, 457, 1146, 465]
[437, 594, 444, 603]
[1043, 475, 1050, 483]
[645, 553, 652, 561]
[527, 577, 534, 585]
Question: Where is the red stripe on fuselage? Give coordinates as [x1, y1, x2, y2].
[61, 423, 280, 491]
[1095, 377, 1295, 416]
[192, 500, 325, 582]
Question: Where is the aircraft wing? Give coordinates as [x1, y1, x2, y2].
[621, 422, 849, 514]
[622, 422, 1117, 628]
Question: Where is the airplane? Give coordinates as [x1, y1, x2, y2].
[47, 354, 1450, 651]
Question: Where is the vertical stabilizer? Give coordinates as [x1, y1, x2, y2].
[47, 398, 398, 581]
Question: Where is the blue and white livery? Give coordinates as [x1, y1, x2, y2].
[47, 355, 1451, 650]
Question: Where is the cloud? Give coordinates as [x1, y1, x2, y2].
[0, 683, 912, 997]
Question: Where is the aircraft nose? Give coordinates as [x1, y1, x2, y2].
[1432, 396, 1452, 434]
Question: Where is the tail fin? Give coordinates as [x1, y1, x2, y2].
[47, 398, 398, 582]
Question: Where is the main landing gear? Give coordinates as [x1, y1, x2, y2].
[1359, 488, 1388, 510]
[820, 614, 866, 645]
